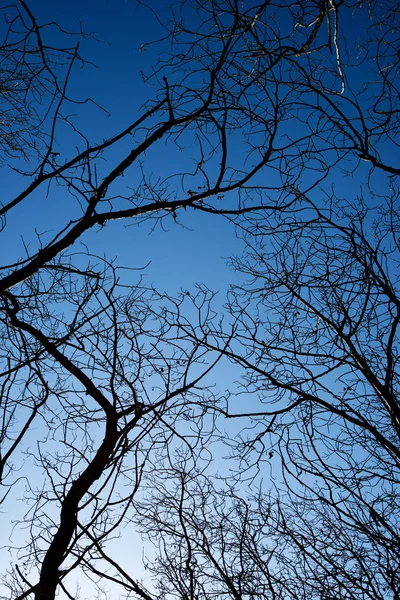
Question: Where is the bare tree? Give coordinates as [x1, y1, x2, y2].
[157, 179, 400, 598]
[133, 456, 399, 600]
[127, 2, 400, 596]
[1, 260, 225, 600]
[0, 1, 89, 162]
[0, 1, 399, 599]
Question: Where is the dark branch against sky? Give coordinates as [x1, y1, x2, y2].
[0, 1, 399, 599]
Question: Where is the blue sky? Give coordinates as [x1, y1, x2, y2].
[3, 0, 245, 295]
[1, 1, 398, 598]
[4, 0, 390, 298]
[1, 5, 249, 595]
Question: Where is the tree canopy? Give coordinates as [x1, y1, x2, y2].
[0, 1, 399, 599]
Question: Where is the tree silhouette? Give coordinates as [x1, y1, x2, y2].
[0, 1, 398, 599]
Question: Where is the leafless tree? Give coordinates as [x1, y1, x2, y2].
[127, 2, 400, 596]
[157, 176, 400, 599]
[0, 1, 399, 599]
[132, 458, 399, 600]
[1, 258, 225, 600]
[0, 1, 89, 162]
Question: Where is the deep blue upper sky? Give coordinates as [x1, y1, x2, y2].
[2, 0, 395, 305]
[3, 0, 245, 294]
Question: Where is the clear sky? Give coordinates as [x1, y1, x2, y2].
[1, 1, 398, 599]
[3, 0, 245, 295]
[1, 4, 250, 597]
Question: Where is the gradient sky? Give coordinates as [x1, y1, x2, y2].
[1, 5, 248, 596]
[1, 1, 394, 598]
